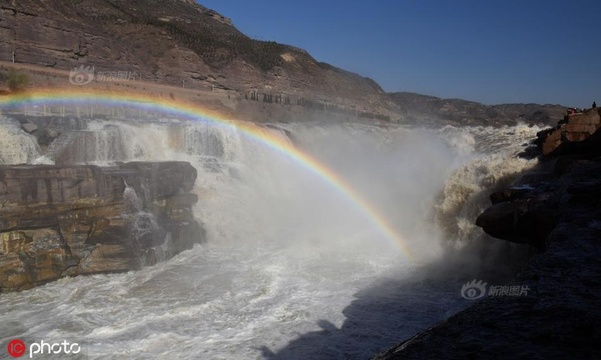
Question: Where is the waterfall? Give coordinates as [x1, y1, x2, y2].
[0, 117, 542, 254]
[433, 124, 541, 247]
[0, 114, 541, 359]
[0, 118, 42, 164]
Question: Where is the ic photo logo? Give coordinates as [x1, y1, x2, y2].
[6, 339, 81, 358]
[7, 339, 25, 358]
[69, 65, 95, 85]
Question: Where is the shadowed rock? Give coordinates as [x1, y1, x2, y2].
[374, 108, 601, 359]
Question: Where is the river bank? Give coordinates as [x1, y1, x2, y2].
[373, 108, 601, 359]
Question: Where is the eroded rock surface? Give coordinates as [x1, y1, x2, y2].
[537, 108, 601, 156]
[0, 161, 205, 292]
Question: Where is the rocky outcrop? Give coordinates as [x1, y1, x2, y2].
[0, 0, 397, 119]
[375, 165, 601, 358]
[374, 110, 601, 359]
[0, 161, 205, 292]
[475, 160, 600, 248]
[536, 108, 601, 155]
[476, 108, 601, 248]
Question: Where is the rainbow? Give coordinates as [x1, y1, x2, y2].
[0, 89, 413, 260]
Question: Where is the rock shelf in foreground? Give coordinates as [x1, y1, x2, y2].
[0, 161, 205, 293]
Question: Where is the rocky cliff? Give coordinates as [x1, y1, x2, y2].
[535, 108, 601, 156]
[0, 161, 205, 292]
[0, 1, 572, 125]
[0, 0, 397, 119]
[476, 107, 601, 248]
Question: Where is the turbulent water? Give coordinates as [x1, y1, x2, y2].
[0, 114, 542, 359]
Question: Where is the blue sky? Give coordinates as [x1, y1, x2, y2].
[199, 0, 601, 107]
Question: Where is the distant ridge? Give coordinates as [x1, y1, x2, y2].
[0, 1, 566, 125]
[390, 92, 566, 127]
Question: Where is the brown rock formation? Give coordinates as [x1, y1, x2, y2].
[0, 0, 397, 119]
[476, 109, 601, 248]
[538, 108, 601, 155]
[0, 161, 205, 292]
[0, 2, 571, 125]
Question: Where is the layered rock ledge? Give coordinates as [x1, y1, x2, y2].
[536, 107, 601, 156]
[0, 161, 205, 293]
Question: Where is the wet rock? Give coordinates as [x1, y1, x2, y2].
[475, 199, 555, 248]
[45, 128, 59, 138]
[37, 127, 60, 146]
[0, 161, 205, 292]
[476, 110, 601, 249]
[20, 122, 37, 133]
[476, 201, 525, 239]
[489, 185, 535, 204]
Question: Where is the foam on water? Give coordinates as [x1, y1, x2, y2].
[0, 117, 41, 164]
[0, 118, 540, 359]
[434, 124, 541, 247]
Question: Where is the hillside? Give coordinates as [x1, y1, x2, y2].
[0, 0, 401, 120]
[390, 92, 566, 127]
[0, 0, 568, 125]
